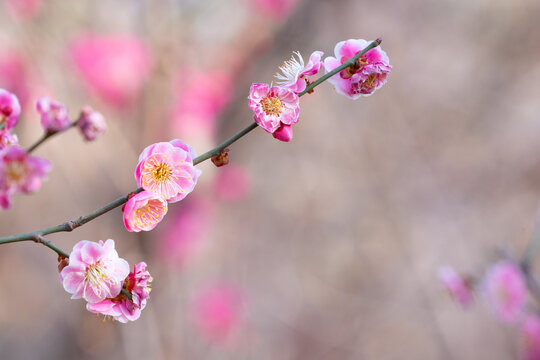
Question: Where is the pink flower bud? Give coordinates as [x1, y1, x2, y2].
[123, 190, 168, 232]
[77, 106, 106, 141]
[484, 261, 527, 323]
[438, 266, 473, 308]
[211, 149, 230, 167]
[36, 97, 71, 132]
[272, 124, 293, 142]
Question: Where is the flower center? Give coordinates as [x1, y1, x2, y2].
[5, 160, 27, 185]
[151, 163, 172, 183]
[135, 199, 166, 227]
[261, 96, 283, 116]
[85, 262, 112, 295]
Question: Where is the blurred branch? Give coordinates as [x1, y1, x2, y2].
[27, 121, 78, 154]
[0, 38, 382, 245]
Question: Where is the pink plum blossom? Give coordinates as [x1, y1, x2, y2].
[275, 51, 323, 93]
[0, 130, 18, 150]
[0, 88, 21, 131]
[522, 314, 540, 360]
[193, 284, 245, 344]
[324, 39, 391, 99]
[437, 266, 473, 308]
[248, 83, 299, 141]
[4, 0, 43, 20]
[484, 261, 527, 323]
[123, 190, 168, 232]
[214, 165, 252, 202]
[60, 239, 130, 304]
[135, 139, 202, 203]
[77, 106, 106, 141]
[0, 145, 50, 209]
[36, 97, 71, 132]
[87, 262, 152, 323]
[69, 34, 152, 108]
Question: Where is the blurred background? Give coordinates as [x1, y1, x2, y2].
[1, 0, 540, 359]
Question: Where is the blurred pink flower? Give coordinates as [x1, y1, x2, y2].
[214, 164, 252, 202]
[275, 51, 324, 93]
[0, 130, 18, 150]
[0, 145, 50, 209]
[60, 239, 130, 304]
[248, 0, 298, 19]
[36, 97, 71, 132]
[77, 106, 106, 141]
[135, 139, 201, 203]
[172, 68, 233, 139]
[248, 83, 299, 141]
[0, 88, 21, 131]
[4, 0, 43, 20]
[123, 190, 168, 232]
[69, 34, 152, 108]
[193, 284, 245, 344]
[484, 261, 527, 323]
[0, 50, 30, 106]
[324, 39, 391, 99]
[157, 195, 212, 266]
[522, 314, 540, 360]
[437, 266, 473, 308]
[87, 262, 152, 323]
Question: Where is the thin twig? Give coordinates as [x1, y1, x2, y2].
[0, 39, 382, 246]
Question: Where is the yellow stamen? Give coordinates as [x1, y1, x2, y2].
[261, 96, 283, 116]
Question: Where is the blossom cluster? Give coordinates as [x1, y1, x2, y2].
[122, 139, 202, 232]
[439, 261, 540, 359]
[0, 89, 106, 209]
[248, 39, 391, 141]
[60, 239, 152, 323]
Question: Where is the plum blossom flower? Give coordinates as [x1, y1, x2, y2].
[522, 314, 540, 360]
[0, 88, 21, 131]
[324, 39, 391, 99]
[248, 83, 299, 142]
[193, 284, 245, 343]
[123, 190, 168, 232]
[275, 51, 323, 93]
[0, 145, 50, 209]
[69, 34, 152, 108]
[0, 129, 18, 150]
[87, 262, 152, 323]
[135, 139, 201, 203]
[438, 266, 473, 308]
[60, 239, 130, 304]
[77, 106, 106, 141]
[36, 97, 71, 132]
[484, 261, 527, 323]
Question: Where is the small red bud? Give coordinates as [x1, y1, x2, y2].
[211, 149, 230, 167]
